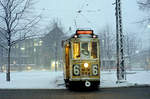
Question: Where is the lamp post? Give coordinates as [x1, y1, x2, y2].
[55, 42, 57, 72]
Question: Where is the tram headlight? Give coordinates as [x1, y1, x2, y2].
[84, 63, 89, 68]
[93, 35, 96, 38]
[74, 35, 78, 38]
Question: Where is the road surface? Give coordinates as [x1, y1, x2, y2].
[0, 86, 150, 99]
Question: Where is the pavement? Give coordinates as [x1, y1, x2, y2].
[0, 86, 150, 99]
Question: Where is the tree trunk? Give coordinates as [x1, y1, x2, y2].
[6, 45, 11, 81]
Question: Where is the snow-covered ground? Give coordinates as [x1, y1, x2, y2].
[0, 71, 64, 89]
[0, 70, 150, 89]
[100, 70, 150, 88]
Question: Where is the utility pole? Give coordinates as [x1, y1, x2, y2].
[115, 0, 126, 82]
[55, 42, 57, 72]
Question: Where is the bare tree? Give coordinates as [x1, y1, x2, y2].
[138, 0, 150, 10]
[138, 0, 150, 24]
[0, 0, 40, 81]
[137, 0, 150, 70]
[124, 32, 142, 69]
[99, 25, 116, 70]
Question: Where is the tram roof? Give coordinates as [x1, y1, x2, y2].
[63, 29, 98, 42]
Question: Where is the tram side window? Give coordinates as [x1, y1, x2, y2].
[73, 42, 80, 59]
[91, 42, 97, 58]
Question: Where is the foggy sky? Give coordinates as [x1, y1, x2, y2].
[35, 0, 149, 49]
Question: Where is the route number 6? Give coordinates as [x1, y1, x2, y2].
[92, 65, 98, 75]
[73, 65, 80, 76]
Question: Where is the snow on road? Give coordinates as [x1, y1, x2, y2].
[0, 70, 150, 89]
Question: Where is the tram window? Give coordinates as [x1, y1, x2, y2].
[73, 42, 80, 59]
[81, 42, 90, 58]
[91, 42, 97, 58]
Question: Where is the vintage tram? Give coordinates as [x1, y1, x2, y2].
[62, 30, 100, 88]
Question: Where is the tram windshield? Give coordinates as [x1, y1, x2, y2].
[73, 42, 98, 59]
[81, 42, 90, 58]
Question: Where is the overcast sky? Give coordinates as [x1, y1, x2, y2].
[35, 0, 149, 48]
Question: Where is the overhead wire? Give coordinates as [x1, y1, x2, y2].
[73, 0, 100, 30]
[73, 0, 89, 29]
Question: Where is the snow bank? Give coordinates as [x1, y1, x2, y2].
[0, 71, 65, 89]
[0, 70, 150, 89]
[100, 70, 150, 88]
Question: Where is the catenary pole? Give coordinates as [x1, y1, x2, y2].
[115, 0, 126, 82]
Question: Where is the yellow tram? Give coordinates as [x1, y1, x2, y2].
[62, 30, 100, 88]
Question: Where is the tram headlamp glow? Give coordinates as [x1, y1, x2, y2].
[84, 63, 89, 68]
[93, 35, 96, 38]
[74, 35, 78, 38]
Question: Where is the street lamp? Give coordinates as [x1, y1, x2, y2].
[147, 24, 150, 28]
[20, 47, 25, 51]
[135, 50, 139, 54]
